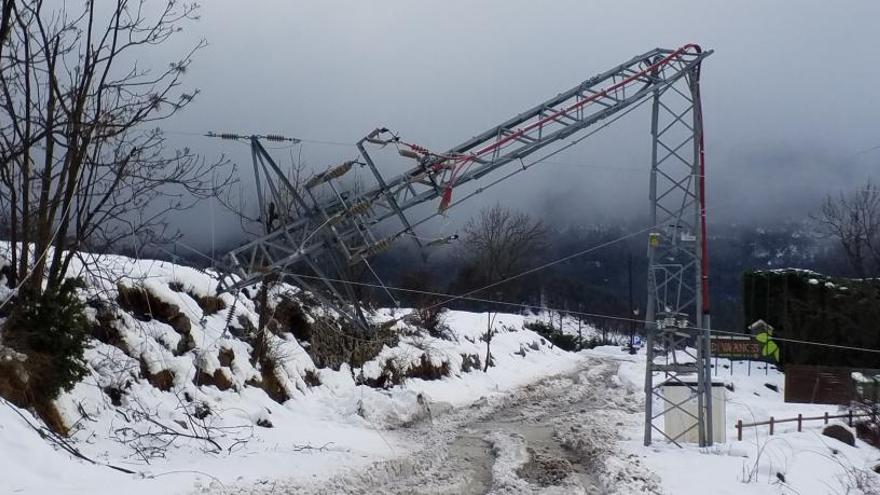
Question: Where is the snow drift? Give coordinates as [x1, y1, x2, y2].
[0, 249, 586, 493]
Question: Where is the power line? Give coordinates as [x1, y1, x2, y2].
[165, 209, 880, 356]
[165, 129, 358, 148]
[166, 117, 660, 175]
[171, 193, 687, 341]
[154, 126, 877, 356]
[851, 143, 880, 158]
[274, 271, 880, 356]
[699, 327, 880, 355]
[106, 236, 880, 355]
[167, 232, 880, 355]
[417, 222, 656, 315]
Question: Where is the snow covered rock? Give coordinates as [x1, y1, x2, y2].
[823, 424, 856, 446]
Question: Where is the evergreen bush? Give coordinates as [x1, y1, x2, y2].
[524, 320, 581, 351]
[2, 278, 91, 400]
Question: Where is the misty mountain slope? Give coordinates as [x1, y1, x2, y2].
[0, 246, 591, 494]
[367, 220, 839, 334]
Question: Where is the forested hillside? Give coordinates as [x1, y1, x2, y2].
[171, 220, 844, 335]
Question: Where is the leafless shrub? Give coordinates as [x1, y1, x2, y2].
[111, 394, 253, 462]
[457, 204, 547, 371]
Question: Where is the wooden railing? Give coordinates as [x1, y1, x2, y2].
[736, 411, 875, 441]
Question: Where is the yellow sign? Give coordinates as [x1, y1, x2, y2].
[749, 320, 780, 362]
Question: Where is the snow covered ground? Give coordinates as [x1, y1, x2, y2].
[6, 340, 877, 494]
[0, 251, 594, 494]
[605, 347, 880, 495]
[1, 250, 878, 494]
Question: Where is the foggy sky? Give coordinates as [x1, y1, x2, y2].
[156, 0, 880, 247]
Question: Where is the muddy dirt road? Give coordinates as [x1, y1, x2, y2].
[238, 355, 661, 494]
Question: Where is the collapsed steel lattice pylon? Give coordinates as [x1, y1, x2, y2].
[214, 45, 713, 445]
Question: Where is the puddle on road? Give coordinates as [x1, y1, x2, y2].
[447, 434, 494, 494]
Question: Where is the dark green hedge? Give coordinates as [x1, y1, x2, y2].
[743, 270, 880, 368]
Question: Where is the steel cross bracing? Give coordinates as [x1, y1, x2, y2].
[214, 47, 715, 450]
[642, 49, 714, 447]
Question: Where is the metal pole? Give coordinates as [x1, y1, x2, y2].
[629, 253, 636, 354]
[696, 328, 707, 446]
[577, 309, 583, 350]
[643, 324, 656, 446]
[705, 314, 714, 444]
[690, 66, 713, 446]
[643, 89, 661, 447]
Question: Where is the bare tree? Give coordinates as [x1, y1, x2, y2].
[0, 2, 234, 415]
[813, 180, 880, 277]
[0, 1, 13, 59]
[0, 1, 231, 299]
[459, 204, 548, 296]
[457, 204, 547, 370]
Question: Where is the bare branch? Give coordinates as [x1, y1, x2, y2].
[0, 1, 233, 297]
[812, 179, 880, 278]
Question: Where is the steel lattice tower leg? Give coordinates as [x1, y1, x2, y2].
[643, 62, 712, 447]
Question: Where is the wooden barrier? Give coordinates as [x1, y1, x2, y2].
[736, 410, 872, 441]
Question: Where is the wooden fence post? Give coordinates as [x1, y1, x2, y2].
[736, 411, 858, 442]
